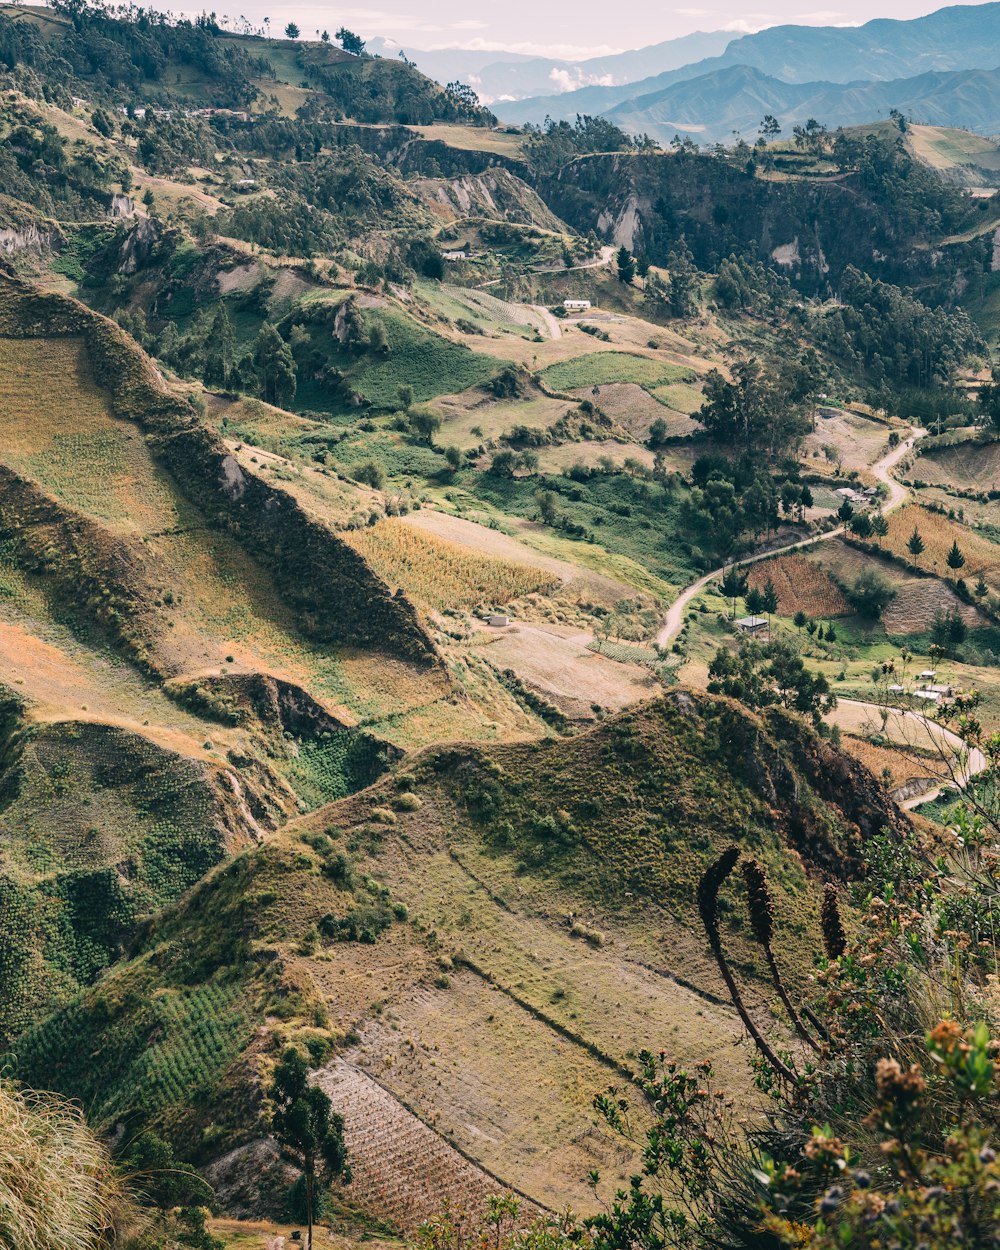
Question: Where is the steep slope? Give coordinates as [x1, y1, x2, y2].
[0, 267, 565, 1053]
[13, 691, 908, 1225]
[535, 143, 981, 293]
[0, 4, 493, 126]
[0, 270, 438, 666]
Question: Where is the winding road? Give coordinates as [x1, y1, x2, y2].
[655, 426, 926, 649]
[833, 698, 988, 810]
[650, 424, 989, 809]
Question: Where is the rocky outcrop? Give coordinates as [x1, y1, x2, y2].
[0, 225, 53, 256]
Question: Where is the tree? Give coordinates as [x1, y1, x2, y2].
[947, 540, 966, 571]
[368, 322, 389, 355]
[321, 28, 329, 41]
[760, 577, 779, 627]
[696, 354, 811, 458]
[351, 459, 386, 490]
[647, 417, 669, 447]
[203, 303, 236, 390]
[907, 527, 925, 556]
[931, 607, 967, 655]
[616, 246, 635, 285]
[252, 323, 296, 405]
[792, 117, 828, 154]
[444, 445, 462, 474]
[396, 383, 413, 412]
[535, 489, 559, 526]
[665, 238, 698, 318]
[759, 114, 781, 140]
[793, 610, 807, 630]
[410, 407, 441, 445]
[837, 498, 854, 523]
[120, 1131, 214, 1212]
[707, 638, 833, 720]
[869, 511, 889, 543]
[336, 26, 365, 54]
[284, 21, 299, 37]
[720, 565, 748, 618]
[744, 586, 765, 618]
[849, 570, 897, 620]
[269, 1048, 348, 1250]
[91, 107, 114, 137]
[848, 512, 873, 540]
[489, 449, 517, 478]
[975, 572, 988, 598]
[978, 368, 1000, 429]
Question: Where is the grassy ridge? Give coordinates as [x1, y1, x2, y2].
[12, 693, 905, 1179]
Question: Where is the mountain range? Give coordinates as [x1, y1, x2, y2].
[606, 61, 1000, 144]
[489, 1, 1000, 134]
[367, 30, 734, 104]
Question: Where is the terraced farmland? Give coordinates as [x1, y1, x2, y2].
[913, 439, 1000, 493]
[540, 352, 695, 393]
[747, 554, 850, 618]
[883, 504, 1000, 590]
[343, 518, 557, 613]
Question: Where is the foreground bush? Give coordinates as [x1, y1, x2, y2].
[0, 1080, 126, 1250]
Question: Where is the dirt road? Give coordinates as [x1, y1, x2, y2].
[832, 697, 987, 810]
[654, 427, 925, 649]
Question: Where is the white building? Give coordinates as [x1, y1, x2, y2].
[563, 299, 591, 312]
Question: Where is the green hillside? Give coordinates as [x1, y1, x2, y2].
[3, 5, 1000, 1246]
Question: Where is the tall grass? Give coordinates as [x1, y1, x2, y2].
[344, 518, 556, 612]
[0, 1080, 127, 1250]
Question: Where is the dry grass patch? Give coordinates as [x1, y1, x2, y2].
[801, 410, 893, 472]
[883, 505, 1000, 589]
[472, 620, 656, 716]
[343, 517, 556, 613]
[570, 382, 697, 440]
[913, 441, 1000, 494]
[343, 972, 640, 1213]
[537, 441, 655, 473]
[747, 554, 850, 618]
[841, 736, 935, 789]
[883, 579, 989, 636]
[0, 336, 184, 531]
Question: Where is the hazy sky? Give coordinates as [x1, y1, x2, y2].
[211, 0, 959, 60]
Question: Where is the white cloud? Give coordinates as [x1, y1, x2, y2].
[422, 36, 625, 58]
[548, 67, 579, 91]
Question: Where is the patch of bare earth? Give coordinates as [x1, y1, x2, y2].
[883, 580, 990, 636]
[569, 383, 697, 440]
[400, 509, 641, 605]
[317, 1057, 542, 1233]
[472, 620, 656, 716]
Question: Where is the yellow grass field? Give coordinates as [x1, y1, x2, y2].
[913, 442, 1000, 494]
[747, 554, 850, 618]
[0, 336, 182, 530]
[343, 517, 557, 613]
[883, 504, 1000, 590]
[841, 735, 935, 789]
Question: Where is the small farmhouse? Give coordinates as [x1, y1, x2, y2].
[563, 299, 591, 312]
[735, 615, 769, 636]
